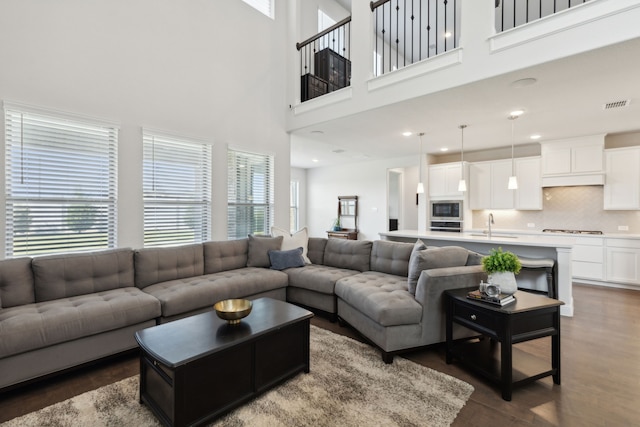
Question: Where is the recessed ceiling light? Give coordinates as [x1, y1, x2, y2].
[510, 109, 524, 117]
[312, 159, 319, 163]
[530, 134, 541, 140]
[440, 147, 449, 152]
[510, 78, 537, 88]
[402, 131, 412, 137]
[310, 130, 324, 135]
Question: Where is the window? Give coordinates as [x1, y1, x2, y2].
[290, 180, 299, 232]
[227, 148, 274, 239]
[143, 131, 211, 247]
[241, 0, 274, 19]
[4, 104, 117, 257]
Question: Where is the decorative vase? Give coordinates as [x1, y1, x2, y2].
[488, 271, 518, 295]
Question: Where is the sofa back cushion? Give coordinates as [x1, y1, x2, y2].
[33, 248, 135, 302]
[370, 240, 413, 276]
[0, 257, 35, 308]
[135, 244, 204, 289]
[246, 235, 283, 268]
[307, 237, 327, 265]
[408, 244, 470, 294]
[203, 239, 248, 274]
[323, 239, 372, 272]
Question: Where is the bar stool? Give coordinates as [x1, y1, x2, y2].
[517, 257, 556, 299]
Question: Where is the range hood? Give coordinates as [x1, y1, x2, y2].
[541, 173, 605, 187]
[540, 134, 606, 188]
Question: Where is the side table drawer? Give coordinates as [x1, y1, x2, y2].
[453, 303, 499, 335]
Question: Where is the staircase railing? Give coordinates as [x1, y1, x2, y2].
[495, 0, 592, 32]
[370, 0, 459, 77]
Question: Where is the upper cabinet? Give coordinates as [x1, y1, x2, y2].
[604, 147, 640, 210]
[540, 135, 605, 187]
[469, 157, 542, 210]
[428, 162, 466, 199]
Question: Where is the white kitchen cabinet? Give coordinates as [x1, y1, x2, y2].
[572, 237, 604, 281]
[514, 157, 542, 210]
[540, 135, 605, 186]
[469, 159, 513, 209]
[604, 147, 640, 210]
[428, 162, 465, 199]
[606, 238, 640, 285]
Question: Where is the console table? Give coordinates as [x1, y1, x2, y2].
[445, 288, 563, 401]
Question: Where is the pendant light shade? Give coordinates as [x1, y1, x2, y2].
[417, 132, 425, 193]
[508, 114, 519, 190]
[458, 124, 467, 192]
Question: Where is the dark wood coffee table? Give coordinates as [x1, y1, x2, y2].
[135, 297, 313, 427]
[445, 288, 563, 401]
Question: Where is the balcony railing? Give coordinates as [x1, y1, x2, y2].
[297, 17, 351, 102]
[495, 0, 592, 32]
[371, 0, 459, 76]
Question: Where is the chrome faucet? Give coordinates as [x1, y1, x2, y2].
[488, 213, 494, 239]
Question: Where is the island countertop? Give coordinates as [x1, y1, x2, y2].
[379, 230, 576, 248]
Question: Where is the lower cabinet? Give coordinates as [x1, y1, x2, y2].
[606, 239, 640, 285]
[572, 237, 604, 281]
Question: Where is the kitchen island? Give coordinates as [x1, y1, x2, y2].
[380, 230, 575, 316]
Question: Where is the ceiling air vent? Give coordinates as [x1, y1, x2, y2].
[603, 99, 630, 110]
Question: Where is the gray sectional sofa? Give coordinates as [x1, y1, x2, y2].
[0, 236, 486, 390]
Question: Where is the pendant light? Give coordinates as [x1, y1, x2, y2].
[458, 125, 467, 192]
[507, 112, 521, 190]
[417, 132, 425, 194]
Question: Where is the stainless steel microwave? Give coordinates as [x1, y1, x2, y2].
[430, 200, 463, 221]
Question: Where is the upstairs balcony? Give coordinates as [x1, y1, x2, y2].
[289, 0, 640, 130]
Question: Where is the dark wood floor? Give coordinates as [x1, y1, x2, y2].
[1, 284, 639, 426]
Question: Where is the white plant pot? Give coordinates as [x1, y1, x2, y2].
[488, 271, 518, 295]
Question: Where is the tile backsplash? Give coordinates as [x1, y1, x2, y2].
[471, 186, 640, 233]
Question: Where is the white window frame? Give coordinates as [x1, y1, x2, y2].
[227, 148, 274, 240]
[143, 130, 212, 247]
[241, 0, 274, 19]
[3, 102, 118, 257]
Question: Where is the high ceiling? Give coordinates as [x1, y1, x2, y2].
[290, 37, 640, 169]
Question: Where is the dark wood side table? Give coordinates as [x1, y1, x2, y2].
[445, 288, 563, 401]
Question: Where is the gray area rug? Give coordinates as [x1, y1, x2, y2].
[2, 326, 473, 427]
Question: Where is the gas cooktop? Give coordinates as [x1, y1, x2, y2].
[542, 229, 603, 235]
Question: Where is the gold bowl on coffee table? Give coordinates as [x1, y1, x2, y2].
[214, 299, 253, 325]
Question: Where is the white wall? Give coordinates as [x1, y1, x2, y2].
[291, 167, 308, 229]
[0, 0, 291, 252]
[306, 155, 420, 240]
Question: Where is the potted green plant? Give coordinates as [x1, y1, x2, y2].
[481, 247, 522, 295]
[331, 217, 341, 231]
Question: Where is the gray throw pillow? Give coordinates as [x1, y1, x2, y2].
[247, 235, 284, 268]
[268, 247, 306, 271]
[407, 240, 428, 294]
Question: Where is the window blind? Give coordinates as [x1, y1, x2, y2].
[4, 106, 118, 257]
[227, 148, 274, 240]
[143, 132, 212, 247]
[241, 0, 274, 18]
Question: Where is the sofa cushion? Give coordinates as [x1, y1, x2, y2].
[370, 240, 413, 277]
[323, 239, 372, 272]
[307, 238, 327, 265]
[0, 257, 35, 308]
[204, 239, 248, 274]
[268, 247, 306, 271]
[408, 244, 470, 295]
[33, 248, 135, 302]
[247, 235, 284, 268]
[141, 267, 288, 318]
[335, 272, 422, 327]
[271, 226, 311, 264]
[135, 244, 204, 289]
[285, 264, 360, 295]
[0, 287, 161, 358]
